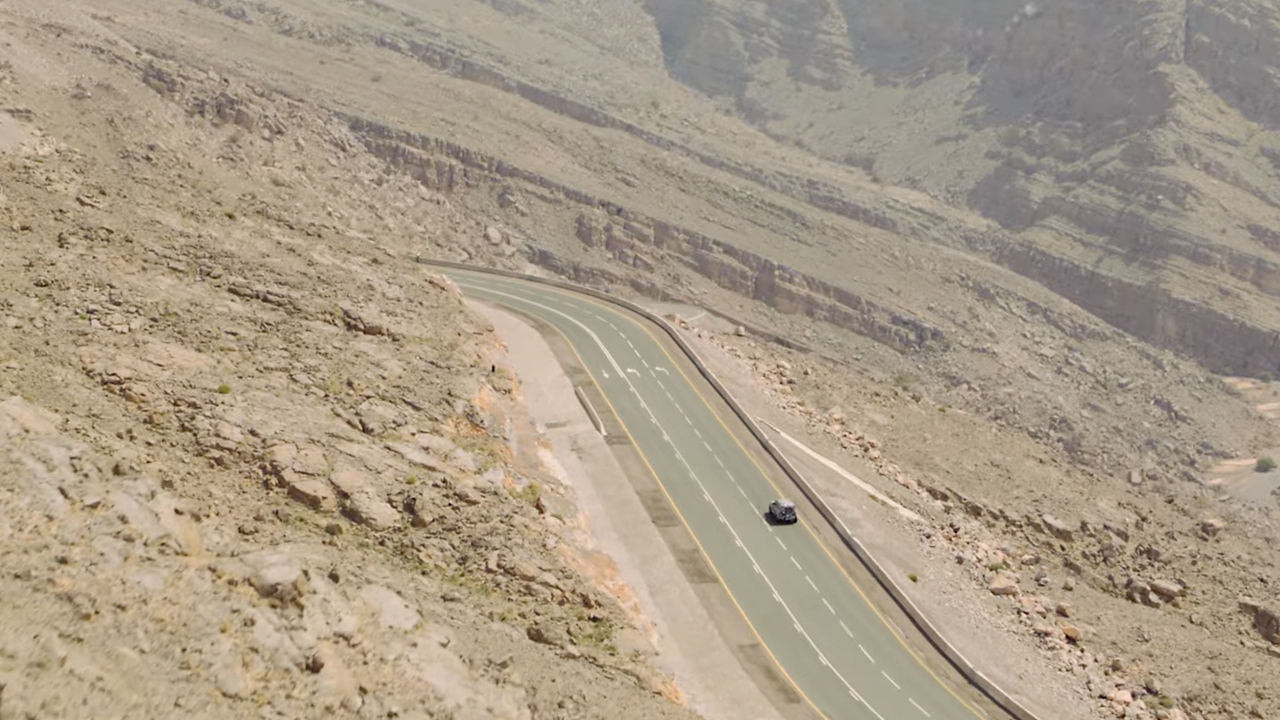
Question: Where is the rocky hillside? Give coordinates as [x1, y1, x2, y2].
[642, 0, 1280, 379]
[0, 3, 695, 718]
[5, 0, 1280, 719]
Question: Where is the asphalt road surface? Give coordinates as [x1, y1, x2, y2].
[447, 269, 987, 720]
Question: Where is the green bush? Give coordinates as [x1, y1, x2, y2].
[216, 383, 232, 395]
[1256, 456, 1277, 473]
[908, 573, 919, 583]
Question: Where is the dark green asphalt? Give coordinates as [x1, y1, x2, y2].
[448, 270, 985, 720]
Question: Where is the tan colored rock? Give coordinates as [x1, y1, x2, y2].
[312, 643, 360, 711]
[348, 492, 400, 530]
[1150, 579, 1184, 600]
[1032, 622, 1058, 638]
[384, 441, 443, 470]
[287, 476, 337, 513]
[1041, 514, 1074, 542]
[1107, 688, 1133, 705]
[264, 442, 297, 470]
[358, 585, 421, 630]
[414, 432, 457, 455]
[1239, 598, 1280, 644]
[988, 572, 1020, 596]
[293, 446, 329, 476]
[250, 561, 309, 604]
[331, 467, 400, 530]
[510, 560, 540, 583]
[214, 421, 243, 443]
[1200, 517, 1225, 537]
[0, 396, 60, 435]
[152, 493, 203, 556]
[214, 652, 252, 698]
[526, 623, 568, 646]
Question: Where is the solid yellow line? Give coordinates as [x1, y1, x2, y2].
[473, 292, 832, 720]
[557, 287, 991, 720]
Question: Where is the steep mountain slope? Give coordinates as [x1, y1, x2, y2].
[642, 0, 1280, 378]
[5, 1, 1280, 719]
[0, 3, 700, 718]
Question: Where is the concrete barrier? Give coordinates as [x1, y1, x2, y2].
[419, 257, 1042, 720]
[574, 385, 606, 437]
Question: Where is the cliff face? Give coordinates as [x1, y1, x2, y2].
[647, 0, 1181, 137]
[1187, 0, 1280, 127]
[641, 0, 1280, 377]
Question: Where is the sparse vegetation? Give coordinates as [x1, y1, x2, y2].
[1256, 456, 1277, 473]
[577, 617, 617, 654]
[13, 0, 1280, 715]
[512, 481, 540, 504]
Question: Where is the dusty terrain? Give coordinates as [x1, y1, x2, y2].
[0, 3, 698, 717]
[3, 1, 1280, 719]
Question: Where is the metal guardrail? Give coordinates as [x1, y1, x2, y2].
[419, 257, 1041, 720]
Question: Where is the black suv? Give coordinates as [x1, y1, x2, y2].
[767, 499, 797, 525]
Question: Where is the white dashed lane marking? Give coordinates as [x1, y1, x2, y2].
[859, 644, 874, 663]
[458, 280, 901, 720]
[775, 536, 786, 550]
[822, 598, 836, 614]
[790, 556, 802, 570]
[882, 671, 900, 690]
[910, 699, 931, 717]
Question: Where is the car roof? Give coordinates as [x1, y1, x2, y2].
[773, 499, 795, 507]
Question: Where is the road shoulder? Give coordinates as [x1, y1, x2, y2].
[471, 300, 798, 720]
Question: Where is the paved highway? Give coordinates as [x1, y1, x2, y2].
[447, 269, 986, 720]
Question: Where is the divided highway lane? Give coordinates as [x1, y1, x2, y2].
[448, 270, 983, 720]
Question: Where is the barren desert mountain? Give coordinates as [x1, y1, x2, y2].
[2, 1, 1280, 719]
[643, 0, 1280, 379]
